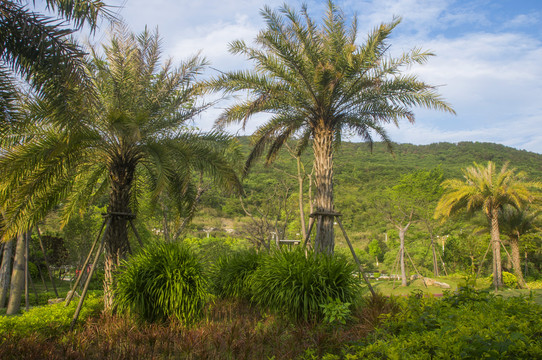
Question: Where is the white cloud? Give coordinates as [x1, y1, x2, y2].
[98, 0, 542, 154]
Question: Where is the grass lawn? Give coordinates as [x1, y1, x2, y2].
[363, 275, 542, 304]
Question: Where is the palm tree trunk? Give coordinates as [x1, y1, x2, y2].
[104, 159, 135, 310]
[510, 233, 526, 288]
[0, 239, 13, 308]
[6, 234, 25, 315]
[312, 126, 334, 254]
[490, 209, 503, 290]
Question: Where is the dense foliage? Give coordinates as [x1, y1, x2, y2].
[193, 140, 542, 278]
[250, 248, 361, 322]
[211, 249, 262, 300]
[115, 242, 209, 323]
[0, 291, 103, 339]
[343, 288, 542, 359]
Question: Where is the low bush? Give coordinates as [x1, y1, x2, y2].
[211, 249, 262, 299]
[342, 287, 542, 359]
[0, 291, 103, 340]
[502, 271, 519, 288]
[487, 271, 519, 289]
[250, 248, 360, 323]
[115, 241, 210, 323]
[527, 279, 542, 289]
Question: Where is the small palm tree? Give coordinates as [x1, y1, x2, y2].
[499, 206, 540, 288]
[435, 161, 539, 289]
[0, 27, 241, 308]
[208, 1, 454, 253]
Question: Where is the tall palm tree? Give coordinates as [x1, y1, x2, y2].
[208, 1, 455, 253]
[499, 206, 540, 288]
[0, 0, 113, 126]
[434, 161, 539, 289]
[0, 27, 242, 309]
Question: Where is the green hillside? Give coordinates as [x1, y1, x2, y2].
[190, 139, 542, 261]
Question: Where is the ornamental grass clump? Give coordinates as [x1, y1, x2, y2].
[250, 248, 360, 323]
[211, 249, 262, 300]
[115, 241, 209, 323]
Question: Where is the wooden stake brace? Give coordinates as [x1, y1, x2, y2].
[68, 211, 144, 330]
[303, 211, 376, 297]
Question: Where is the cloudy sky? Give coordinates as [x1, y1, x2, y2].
[91, 0, 542, 153]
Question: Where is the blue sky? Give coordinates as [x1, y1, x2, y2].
[90, 0, 542, 153]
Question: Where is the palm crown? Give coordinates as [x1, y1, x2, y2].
[435, 161, 540, 289]
[0, 0, 113, 125]
[209, 1, 455, 252]
[0, 27, 242, 308]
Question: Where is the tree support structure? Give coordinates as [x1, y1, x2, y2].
[67, 212, 143, 330]
[303, 211, 375, 296]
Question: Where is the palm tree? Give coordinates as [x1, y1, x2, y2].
[0, 27, 242, 309]
[434, 161, 539, 289]
[0, 0, 113, 126]
[208, 1, 454, 253]
[499, 206, 540, 288]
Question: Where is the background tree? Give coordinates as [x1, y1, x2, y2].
[394, 168, 444, 276]
[499, 206, 540, 288]
[367, 239, 383, 266]
[435, 161, 539, 289]
[0, 27, 241, 309]
[208, 1, 454, 254]
[378, 188, 416, 286]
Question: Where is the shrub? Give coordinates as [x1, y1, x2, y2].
[343, 287, 542, 359]
[502, 271, 518, 288]
[0, 291, 103, 339]
[526, 279, 542, 289]
[320, 298, 351, 325]
[250, 248, 360, 322]
[115, 241, 210, 323]
[211, 249, 262, 299]
[487, 271, 518, 288]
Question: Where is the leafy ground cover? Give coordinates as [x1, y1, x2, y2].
[1, 287, 541, 359]
[0, 297, 381, 359]
[341, 288, 542, 359]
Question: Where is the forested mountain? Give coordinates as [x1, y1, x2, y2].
[190, 138, 542, 273]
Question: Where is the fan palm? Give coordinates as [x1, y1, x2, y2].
[208, 1, 455, 253]
[435, 161, 539, 289]
[0, 0, 113, 126]
[0, 26, 242, 308]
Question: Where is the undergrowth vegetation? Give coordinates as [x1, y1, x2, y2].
[0, 291, 103, 339]
[2, 248, 542, 359]
[343, 288, 542, 359]
[115, 241, 209, 323]
[250, 248, 361, 322]
[211, 249, 262, 300]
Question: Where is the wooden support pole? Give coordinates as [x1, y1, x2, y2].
[28, 267, 39, 304]
[37, 261, 48, 292]
[336, 217, 376, 297]
[405, 248, 427, 288]
[35, 226, 58, 297]
[129, 219, 143, 247]
[475, 242, 492, 282]
[436, 247, 449, 276]
[24, 231, 29, 311]
[65, 217, 108, 307]
[70, 219, 109, 331]
[303, 218, 315, 249]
